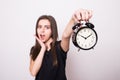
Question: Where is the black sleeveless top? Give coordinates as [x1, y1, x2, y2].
[35, 41, 67, 80]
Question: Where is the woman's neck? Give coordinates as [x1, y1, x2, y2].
[45, 38, 53, 51]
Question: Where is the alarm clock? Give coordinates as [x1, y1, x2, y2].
[72, 22, 98, 50]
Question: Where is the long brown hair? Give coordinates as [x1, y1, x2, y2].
[30, 15, 58, 66]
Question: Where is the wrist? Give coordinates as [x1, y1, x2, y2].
[70, 18, 75, 25]
[41, 46, 46, 52]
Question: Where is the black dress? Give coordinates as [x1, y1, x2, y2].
[35, 41, 67, 80]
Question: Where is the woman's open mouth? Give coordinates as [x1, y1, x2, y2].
[40, 34, 45, 40]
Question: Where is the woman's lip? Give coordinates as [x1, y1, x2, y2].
[40, 34, 45, 39]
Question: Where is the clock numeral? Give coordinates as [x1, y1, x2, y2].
[84, 29, 86, 32]
[80, 31, 82, 33]
[78, 41, 80, 44]
[91, 40, 93, 42]
[81, 44, 83, 47]
[77, 34, 80, 36]
[87, 29, 90, 32]
[92, 36, 95, 39]
[77, 38, 80, 41]
[89, 43, 91, 46]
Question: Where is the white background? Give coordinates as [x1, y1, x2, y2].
[0, 0, 120, 80]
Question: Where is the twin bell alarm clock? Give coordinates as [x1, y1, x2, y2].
[72, 21, 98, 50]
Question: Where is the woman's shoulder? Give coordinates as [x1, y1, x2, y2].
[55, 40, 67, 61]
[55, 40, 67, 53]
[30, 46, 35, 55]
[55, 40, 61, 45]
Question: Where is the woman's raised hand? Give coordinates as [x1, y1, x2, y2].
[72, 9, 93, 23]
[34, 35, 46, 50]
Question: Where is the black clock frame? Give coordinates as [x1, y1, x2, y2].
[72, 22, 98, 50]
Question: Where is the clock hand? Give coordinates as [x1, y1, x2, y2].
[86, 33, 92, 39]
[80, 35, 86, 39]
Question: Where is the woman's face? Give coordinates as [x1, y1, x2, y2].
[37, 19, 52, 42]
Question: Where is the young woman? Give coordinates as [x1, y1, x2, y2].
[29, 9, 93, 80]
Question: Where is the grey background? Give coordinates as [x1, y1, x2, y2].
[0, 0, 120, 80]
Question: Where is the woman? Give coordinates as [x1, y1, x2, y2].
[29, 9, 93, 80]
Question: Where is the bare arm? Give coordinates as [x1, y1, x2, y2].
[29, 47, 46, 76]
[29, 36, 53, 76]
[29, 35, 46, 76]
[61, 18, 74, 52]
[61, 9, 93, 52]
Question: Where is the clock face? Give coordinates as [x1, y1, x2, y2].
[76, 27, 98, 50]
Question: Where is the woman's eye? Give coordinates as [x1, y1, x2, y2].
[38, 25, 42, 28]
[45, 25, 50, 29]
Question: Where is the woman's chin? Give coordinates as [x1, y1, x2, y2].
[41, 40, 46, 43]
[41, 39, 47, 43]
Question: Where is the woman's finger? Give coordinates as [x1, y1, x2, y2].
[34, 35, 42, 44]
[72, 13, 79, 23]
[80, 9, 86, 21]
[34, 35, 39, 41]
[88, 10, 93, 19]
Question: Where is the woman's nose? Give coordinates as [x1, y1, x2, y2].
[41, 27, 45, 33]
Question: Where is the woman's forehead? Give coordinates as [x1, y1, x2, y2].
[38, 19, 50, 25]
